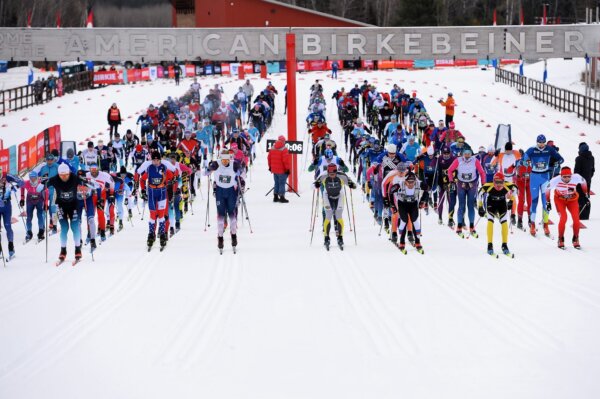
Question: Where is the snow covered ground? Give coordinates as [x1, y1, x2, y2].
[506, 58, 592, 95]
[0, 66, 599, 399]
[0, 66, 53, 91]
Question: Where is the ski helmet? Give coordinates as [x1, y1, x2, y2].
[386, 143, 397, 153]
[536, 134, 547, 143]
[324, 149, 334, 159]
[151, 151, 161, 160]
[493, 172, 505, 182]
[327, 163, 338, 174]
[405, 172, 417, 182]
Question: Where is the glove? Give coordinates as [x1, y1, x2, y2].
[348, 181, 356, 189]
[507, 200, 513, 209]
[285, 170, 290, 175]
[19, 199, 24, 208]
[107, 194, 115, 205]
[383, 197, 390, 208]
[44, 203, 49, 212]
[141, 190, 148, 202]
[313, 181, 320, 189]
[124, 198, 128, 206]
[367, 181, 372, 189]
[478, 206, 485, 217]
[546, 202, 552, 212]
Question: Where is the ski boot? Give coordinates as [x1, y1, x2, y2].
[279, 195, 289, 204]
[407, 231, 415, 246]
[51, 224, 58, 235]
[456, 223, 464, 237]
[37, 229, 45, 242]
[469, 227, 478, 238]
[487, 243, 494, 255]
[170, 226, 175, 237]
[8, 242, 15, 258]
[175, 221, 181, 233]
[529, 222, 537, 237]
[501, 243, 512, 257]
[147, 233, 155, 250]
[517, 217, 523, 230]
[543, 223, 551, 237]
[557, 236, 565, 249]
[159, 234, 167, 251]
[398, 242, 407, 254]
[218, 236, 224, 254]
[448, 218, 455, 229]
[90, 239, 97, 252]
[438, 217, 443, 225]
[273, 194, 280, 202]
[572, 236, 581, 249]
[100, 229, 107, 242]
[59, 247, 67, 261]
[337, 235, 344, 250]
[510, 214, 516, 226]
[75, 246, 82, 261]
[109, 224, 115, 236]
[384, 218, 390, 233]
[118, 220, 123, 231]
[25, 231, 33, 242]
[390, 231, 398, 243]
[231, 234, 238, 253]
[324, 236, 331, 250]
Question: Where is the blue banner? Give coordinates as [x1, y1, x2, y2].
[267, 62, 280, 73]
[9, 145, 17, 175]
[205, 65, 213, 75]
[413, 59, 435, 69]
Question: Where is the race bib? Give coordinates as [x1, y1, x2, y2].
[461, 172, 473, 181]
[219, 175, 232, 184]
[534, 161, 547, 171]
[150, 177, 163, 185]
[60, 191, 74, 201]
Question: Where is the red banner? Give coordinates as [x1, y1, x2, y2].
[378, 60, 395, 69]
[18, 141, 28, 172]
[500, 59, 520, 65]
[141, 68, 150, 80]
[455, 59, 478, 67]
[0, 149, 9, 174]
[127, 69, 143, 82]
[435, 59, 455, 67]
[54, 124, 61, 145]
[394, 60, 414, 69]
[361, 60, 374, 69]
[93, 71, 120, 85]
[296, 61, 306, 72]
[242, 62, 253, 73]
[185, 64, 195, 77]
[168, 66, 175, 79]
[36, 132, 45, 161]
[28, 136, 37, 168]
[306, 60, 326, 71]
[221, 63, 231, 75]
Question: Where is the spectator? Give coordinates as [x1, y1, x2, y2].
[107, 103, 122, 141]
[267, 135, 291, 203]
[575, 142, 595, 220]
[438, 92, 456, 127]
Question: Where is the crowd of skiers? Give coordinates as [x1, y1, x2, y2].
[311, 77, 594, 255]
[0, 77, 279, 264]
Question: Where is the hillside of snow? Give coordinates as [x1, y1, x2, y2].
[506, 58, 591, 94]
[0, 67, 599, 399]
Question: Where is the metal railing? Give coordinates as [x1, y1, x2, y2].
[0, 71, 93, 116]
[495, 67, 599, 125]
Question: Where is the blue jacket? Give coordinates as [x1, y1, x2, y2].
[524, 145, 563, 174]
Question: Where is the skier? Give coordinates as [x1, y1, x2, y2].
[207, 150, 244, 253]
[47, 164, 90, 264]
[545, 166, 588, 249]
[138, 152, 176, 251]
[447, 147, 486, 237]
[76, 169, 98, 251]
[267, 135, 291, 203]
[477, 172, 516, 257]
[388, 171, 428, 253]
[514, 155, 532, 230]
[86, 164, 115, 241]
[0, 168, 24, 259]
[20, 171, 46, 243]
[523, 134, 563, 236]
[313, 163, 356, 250]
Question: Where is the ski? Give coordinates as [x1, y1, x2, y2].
[488, 251, 499, 258]
[399, 247, 408, 255]
[232, 246, 237, 254]
[219, 248, 223, 255]
[72, 259, 82, 266]
[503, 252, 515, 258]
[55, 259, 65, 267]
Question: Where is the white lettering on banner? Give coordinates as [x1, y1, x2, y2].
[96, 35, 119, 56]
[432, 33, 451, 54]
[0, 27, 598, 61]
[303, 34, 321, 55]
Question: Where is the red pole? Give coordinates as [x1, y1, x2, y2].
[286, 33, 298, 193]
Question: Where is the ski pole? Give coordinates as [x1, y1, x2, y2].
[309, 187, 316, 232]
[343, 185, 352, 232]
[12, 190, 28, 232]
[237, 176, 253, 233]
[0, 225, 5, 267]
[204, 174, 211, 231]
[309, 188, 320, 245]
[349, 185, 357, 245]
[45, 206, 48, 263]
[141, 199, 146, 220]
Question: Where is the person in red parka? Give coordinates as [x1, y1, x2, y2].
[107, 103, 122, 141]
[267, 135, 291, 203]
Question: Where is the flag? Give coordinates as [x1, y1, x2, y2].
[493, 9, 497, 26]
[543, 62, 548, 83]
[86, 8, 94, 28]
[519, 5, 524, 25]
[519, 59, 524, 76]
[56, 12, 61, 28]
[27, 61, 34, 85]
[542, 4, 547, 25]
[26, 10, 32, 28]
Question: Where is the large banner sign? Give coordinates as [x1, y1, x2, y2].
[0, 26, 598, 61]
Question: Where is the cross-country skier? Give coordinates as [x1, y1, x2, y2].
[20, 171, 47, 243]
[477, 172, 516, 257]
[388, 171, 428, 253]
[0, 168, 24, 259]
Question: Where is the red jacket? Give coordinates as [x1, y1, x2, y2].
[268, 140, 291, 174]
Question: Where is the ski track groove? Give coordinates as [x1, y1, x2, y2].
[0, 272, 63, 315]
[330, 248, 419, 357]
[157, 251, 243, 371]
[0, 250, 158, 381]
[414, 259, 563, 351]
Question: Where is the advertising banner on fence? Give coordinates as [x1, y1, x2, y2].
[185, 64, 195, 77]
[149, 66, 158, 80]
[93, 71, 120, 85]
[378, 60, 395, 69]
[230, 63, 240, 76]
[435, 59, 455, 67]
[221, 63, 230, 75]
[0, 149, 9, 174]
[18, 141, 28, 173]
[394, 60, 414, 68]
[28, 136, 37, 169]
[54, 124, 61, 146]
[361, 60, 374, 69]
[36, 132, 45, 161]
[297, 61, 305, 72]
[9, 145, 17, 175]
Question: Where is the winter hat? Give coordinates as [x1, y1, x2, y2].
[57, 163, 70, 175]
[505, 142, 513, 151]
[427, 146, 434, 156]
[135, 144, 142, 152]
[560, 166, 572, 176]
[147, 134, 153, 141]
[579, 143, 590, 153]
[278, 135, 286, 141]
[478, 146, 486, 153]
[386, 143, 397, 153]
[29, 170, 38, 179]
[487, 145, 495, 153]
[448, 121, 456, 129]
